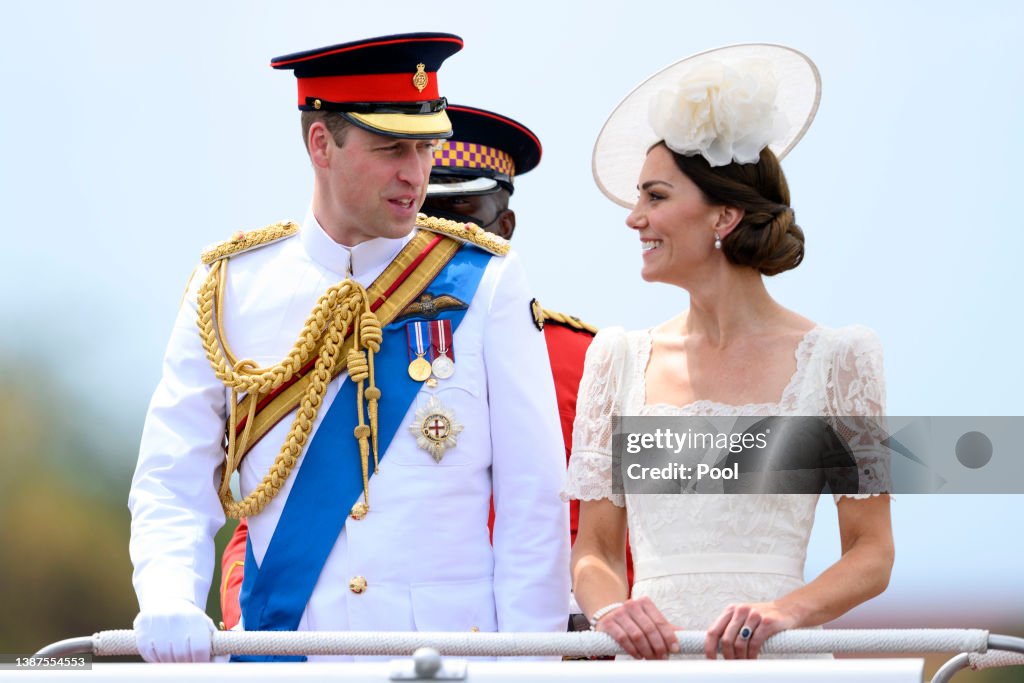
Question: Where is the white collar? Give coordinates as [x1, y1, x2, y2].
[299, 207, 412, 282]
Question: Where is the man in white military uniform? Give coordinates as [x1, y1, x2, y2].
[128, 32, 569, 663]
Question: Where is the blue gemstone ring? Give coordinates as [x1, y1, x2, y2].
[739, 626, 753, 640]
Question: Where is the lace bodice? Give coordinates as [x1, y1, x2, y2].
[561, 324, 889, 635]
[564, 324, 889, 505]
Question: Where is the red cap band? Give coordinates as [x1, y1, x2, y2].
[297, 71, 439, 105]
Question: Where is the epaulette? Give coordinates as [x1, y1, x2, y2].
[415, 213, 510, 256]
[200, 221, 300, 265]
[530, 298, 598, 335]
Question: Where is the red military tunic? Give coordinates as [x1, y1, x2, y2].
[539, 317, 595, 550]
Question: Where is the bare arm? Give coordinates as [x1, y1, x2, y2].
[790, 494, 894, 622]
[706, 494, 894, 659]
[564, 328, 677, 659]
[570, 499, 629, 617]
[572, 499, 679, 659]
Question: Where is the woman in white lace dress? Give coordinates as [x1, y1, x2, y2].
[564, 45, 893, 660]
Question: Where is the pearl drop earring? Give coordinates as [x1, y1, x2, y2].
[714, 233, 722, 250]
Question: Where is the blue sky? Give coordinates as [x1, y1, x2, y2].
[2, 0, 1022, 627]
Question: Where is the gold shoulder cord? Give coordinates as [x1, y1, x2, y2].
[196, 258, 382, 519]
[542, 308, 599, 335]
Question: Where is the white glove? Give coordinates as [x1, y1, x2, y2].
[134, 598, 216, 662]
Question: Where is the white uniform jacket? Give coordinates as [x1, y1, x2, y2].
[129, 211, 570, 638]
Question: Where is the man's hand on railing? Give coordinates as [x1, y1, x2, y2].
[133, 598, 216, 662]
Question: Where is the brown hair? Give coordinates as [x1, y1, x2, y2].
[662, 143, 805, 276]
[300, 111, 352, 151]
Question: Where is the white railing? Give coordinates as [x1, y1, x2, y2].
[31, 628, 1024, 683]
[931, 648, 1024, 683]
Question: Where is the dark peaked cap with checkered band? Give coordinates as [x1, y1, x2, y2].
[271, 32, 463, 139]
[429, 105, 542, 196]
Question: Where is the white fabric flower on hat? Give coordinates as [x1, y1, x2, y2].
[649, 59, 789, 167]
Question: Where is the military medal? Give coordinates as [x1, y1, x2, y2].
[409, 357, 432, 382]
[430, 319, 455, 379]
[431, 355, 455, 380]
[407, 322, 432, 382]
[410, 395, 464, 463]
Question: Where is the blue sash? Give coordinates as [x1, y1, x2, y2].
[234, 244, 491, 661]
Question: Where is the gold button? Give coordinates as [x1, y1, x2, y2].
[218, 621, 226, 631]
[314, 98, 322, 110]
[470, 626, 480, 633]
[350, 501, 368, 520]
[349, 576, 367, 594]
[426, 378, 438, 388]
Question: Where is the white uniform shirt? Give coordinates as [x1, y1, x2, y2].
[129, 211, 570, 636]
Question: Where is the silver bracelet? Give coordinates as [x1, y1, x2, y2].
[589, 601, 625, 628]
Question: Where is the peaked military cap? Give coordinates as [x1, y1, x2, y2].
[428, 105, 542, 195]
[271, 32, 463, 138]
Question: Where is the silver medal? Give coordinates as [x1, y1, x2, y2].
[431, 354, 455, 379]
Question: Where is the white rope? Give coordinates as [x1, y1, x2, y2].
[969, 649, 1024, 670]
[92, 628, 990, 658]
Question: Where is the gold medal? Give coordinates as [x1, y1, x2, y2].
[407, 321, 432, 382]
[408, 355, 432, 382]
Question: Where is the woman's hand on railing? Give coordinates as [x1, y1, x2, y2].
[592, 596, 680, 660]
[705, 601, 799, 660]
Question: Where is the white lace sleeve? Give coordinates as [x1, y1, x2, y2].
[561, 327, 629, 507]
[824, 326, 891, 501]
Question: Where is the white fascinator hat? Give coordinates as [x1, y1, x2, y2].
[592, 44, 821, 208]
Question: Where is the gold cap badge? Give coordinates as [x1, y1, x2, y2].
[412, 63, 428, 93]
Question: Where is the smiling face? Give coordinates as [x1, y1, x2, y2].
[626, 144, 729, 286]
[313, 123, 438, 246]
